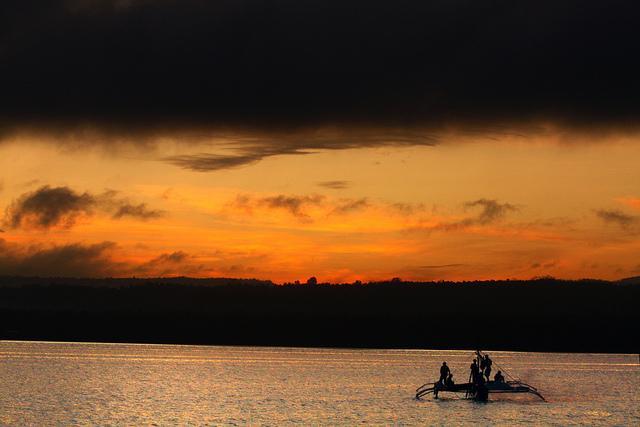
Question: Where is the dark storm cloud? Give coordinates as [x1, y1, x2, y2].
[318, 181, 351, 190]
[2, 0, 640, 148]
[4, 185, 164, 229]
[594, 209, 638, 229]
[0, 239, 118, 277]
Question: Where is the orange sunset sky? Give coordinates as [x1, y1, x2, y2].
[1, 127, 639, 282]
[1, 2, 639, 282]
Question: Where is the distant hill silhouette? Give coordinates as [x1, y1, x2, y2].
[619, 275, 640, 285]
[1, 276, 637, 353]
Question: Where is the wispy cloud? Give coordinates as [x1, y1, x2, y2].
[163, 145, 308, 171]
[228, 193, 380, 223]
[257, 194, 325, 221]
[230, 194, 326, 221]
[419, 264, 465, 269]
[317, 181, 351, 190]
[330, 198, 370, 215]
[390, 202, 428, 216]
[594, 209, 638, 229]
[162, 131, 438, 171]
[437, 199, 518, 230]
[131, 250, 202, 276]
[112, 203, 164, 220]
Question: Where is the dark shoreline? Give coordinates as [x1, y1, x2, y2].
[2, 276, 638, 354]
[2, 339, 637, 356]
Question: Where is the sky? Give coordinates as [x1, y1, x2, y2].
[1, 1, 639, 282]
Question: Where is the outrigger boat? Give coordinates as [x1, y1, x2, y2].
[415, 350, 545, 402]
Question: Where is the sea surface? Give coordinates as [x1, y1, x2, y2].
[0, 341, 638, 425]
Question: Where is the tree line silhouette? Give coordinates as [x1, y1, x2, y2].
[1, 276, 638, 353]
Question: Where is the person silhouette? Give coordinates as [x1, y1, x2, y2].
[439, 362, 451, 385]
[470, 359, 480, 384]
[483, 354, 493, 381]
[445, 373, 455, 387]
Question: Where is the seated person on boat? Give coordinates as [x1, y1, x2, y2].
[445, 373, 455, 387]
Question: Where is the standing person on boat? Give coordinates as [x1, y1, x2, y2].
[483, 354, 493, 381]
[470, 359, 480, 384]
[439, 362, 450, 385]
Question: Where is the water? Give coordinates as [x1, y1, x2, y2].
[0, 341, 638, 425]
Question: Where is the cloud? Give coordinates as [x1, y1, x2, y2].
[330, 198, 369, 215]
[164, 148, 304, 172]
[228, 193, 377, 222]
[0, 238, 270, 278]
[465, 199, 518, 224]
[112, 203, 164, 220]
[594, 209, 638, 229]
[438, 199, 518, 230]
[531, 262, 556, 269]
[0, 239, 118, 277]
[318, 181, 350, 190]
[153, 251, 189, 263]
[2, 1, 639, 167]
[131, 250, 201, 276]
[4, 186, 96, 229]
[259, 194, 325, 219]
[3, 185, 164, 229]
[162, 131, 437, 171]
[0, 240, 200, 277]
[390, 202, 428, 216]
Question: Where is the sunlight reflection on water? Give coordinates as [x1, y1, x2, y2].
[0, 341, 638, 425]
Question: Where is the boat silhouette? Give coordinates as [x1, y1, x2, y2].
[415, 350, 545, 401]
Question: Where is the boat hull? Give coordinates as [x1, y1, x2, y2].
[415, 381, 544, 401]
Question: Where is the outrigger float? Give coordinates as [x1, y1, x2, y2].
[415, 350, 545, 402]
